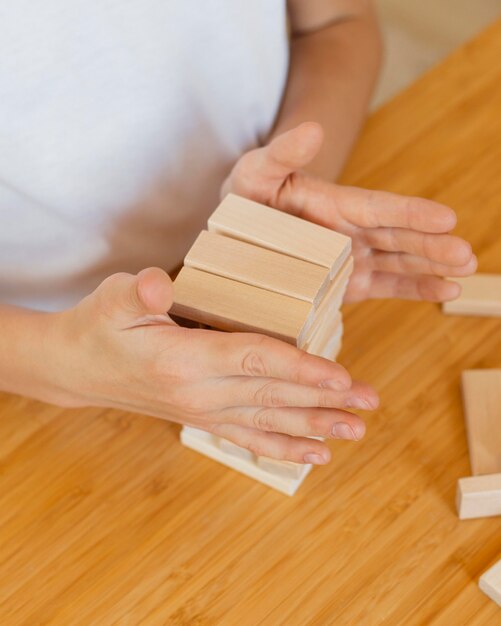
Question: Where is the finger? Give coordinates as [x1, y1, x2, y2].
[333, 185, 457, 233]
[358, 229, 473, 266]
[211, 423, 332, 464]
[217, 406, 366, 440]
[226, 122, 324, 203]
[191, 331, 353, 391]
[94, 267, 174, 329]
[366, 251, 478, 277]
[345, 272, 461, 303]
[242, 122, 324, 182]
[214, 377, 379, 410]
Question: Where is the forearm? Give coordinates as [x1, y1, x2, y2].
[271, 3, 382, 180]
[0, 304, 65, 403]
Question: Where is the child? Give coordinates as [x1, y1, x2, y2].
[0, 1, 476, 465]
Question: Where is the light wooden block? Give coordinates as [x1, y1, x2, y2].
[180, 426, 312, 496]
[209, 194, 351, 278]
[443, 273, 501, 317]
[322, 339, 342, 362]
[303, 313, 342, 355]
[185, 230, 330, 305]
[313, 256, 354, 312]
[171, 267, 313, 345]
[300, 257, 353, 347]
[309, 324, 343, 361]
[219, 436, 256, 463]
[456, 473, 501, 519]
[479, 559, 501, 607]
[257, 456, 304, 479]
[461, 370, 501, 475]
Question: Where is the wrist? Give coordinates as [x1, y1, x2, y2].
[0, 305, 86, 407]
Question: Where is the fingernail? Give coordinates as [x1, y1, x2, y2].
[320, 378, 350, 392]
[346, 397, 374, 410]
[304, 453, 328, 465]
[332, 422, 358, 440]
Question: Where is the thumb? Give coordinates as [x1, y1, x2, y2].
[224, 122, 324, 200]
[95, 267, 174, 328]
[266, 122, 324, 176]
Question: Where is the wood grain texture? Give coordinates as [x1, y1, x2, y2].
[303, 313, 342, 355]
[457, 474, 501, 519]
[479, 559, 501, 607]
[171, 266, 312, 345]
[185, 230, 330, 305]
[209, 193, 351, 277]
[461, 370, 501, 475]
[300, 257, 353, 348]
[2, 21, 501, 625]
[443, 274, 501, 317]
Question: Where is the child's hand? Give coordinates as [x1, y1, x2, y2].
[49, 268, 378, 464]
[222, 122, 477, 303]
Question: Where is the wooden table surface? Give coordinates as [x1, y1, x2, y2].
[2, 21, 501, 626]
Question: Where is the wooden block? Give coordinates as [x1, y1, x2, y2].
[443, 273, 501, 317]
[257, 457, 304, 479]
[303, 313, 342, 355]
[208, 194, 351, 278]
[219, 437, 256, 463]
[456, 473, 501, 519]
[461, 370, 501, 475]
[479, 559, 501, 607]
[307, 322, 343, 361]
[323, 339, 342, 362]
[313, 256, 354, 312]
[180, 426, 312, 496]
[300, 257, 353, 347]
[185, 230, 330, 305]
[171, 267, 313, 345]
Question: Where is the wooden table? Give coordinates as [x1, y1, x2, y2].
[2, 21, 501, 626]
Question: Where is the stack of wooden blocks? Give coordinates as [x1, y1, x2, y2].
[171, 193, 353, 495]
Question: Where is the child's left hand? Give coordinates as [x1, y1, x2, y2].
[222, 122, 477, 304]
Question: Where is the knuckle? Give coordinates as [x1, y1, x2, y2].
[252, 407, 277, 432]
[245, 440, 265, 457]
[307, 413, 327, 436]
[317, 389, 336, 409]
[241, 345, 268, 377]
[253, 381, 285, 407]
[279, 441, 299, 462]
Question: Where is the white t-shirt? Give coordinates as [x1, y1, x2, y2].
[0, 1, 289, 310]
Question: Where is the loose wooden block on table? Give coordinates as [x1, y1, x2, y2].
[209, 194, 351, 278]
[443, 273, 501, 317]
[456, 473, 501, 519]
[479, 559, 501, 607]
[185, 230, 330, 305]
[461, 369, 501, 476]
[171, 267, 313, 345]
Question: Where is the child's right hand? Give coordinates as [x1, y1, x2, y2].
[45, 267, 378, 464]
